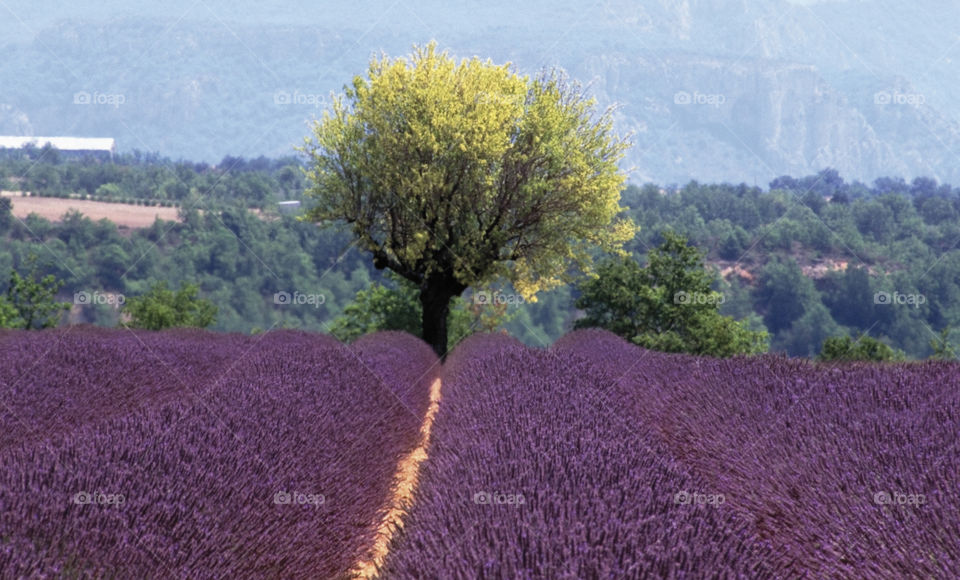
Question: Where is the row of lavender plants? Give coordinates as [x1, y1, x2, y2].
[350, 330, 441, 420]
[380, 333, 790, 578]
[0, 329, 437, 578]
[554, 328, 960, 578]
[0, 326, 250, 450]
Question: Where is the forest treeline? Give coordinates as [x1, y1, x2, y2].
[1, 151, 957, 358]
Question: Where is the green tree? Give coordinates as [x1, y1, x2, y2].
[124, 281, 217, 330]
[822, 266, 875, 329]
[95, 182, 122, 200]
[329, 275, 422, 342]
[574, 232, 768, 357]
[0, 197, 12, 234]
[329, 272, 509, 345]
[818, 334, 905, 362]
[929, 327, 958, 360]
[95, 243, 131, 289]
[753, 257, 820, 334]
[0, 296, 16, 327]
[302, 42, 635, 356]
[3, 259, 69, 329]
[775, 303, 842, 357]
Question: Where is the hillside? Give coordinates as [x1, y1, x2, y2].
[3, 152, 959, 358]
[2, 1, 960, 184]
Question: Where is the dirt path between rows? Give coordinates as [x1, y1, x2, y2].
[350, 377, 443, 579]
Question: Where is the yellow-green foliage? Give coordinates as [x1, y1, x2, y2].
[302, 42, 635, 301]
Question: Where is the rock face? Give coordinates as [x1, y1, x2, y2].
[576, 53, 919, 184]
[562, 0, 960, 184]
[2, 0, 959, 185]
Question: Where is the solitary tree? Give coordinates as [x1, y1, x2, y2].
[303, 43, 635, 355]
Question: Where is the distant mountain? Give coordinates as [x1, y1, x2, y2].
[1, 0, 959, 185]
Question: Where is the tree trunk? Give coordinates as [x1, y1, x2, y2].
[420, 277, 461, 358]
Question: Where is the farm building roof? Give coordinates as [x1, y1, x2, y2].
[0, 136, 116, 152]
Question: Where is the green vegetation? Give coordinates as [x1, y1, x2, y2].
[123, 281, 217, 331]
[817, 334, 906, 362]
[622, 171, 960, 358]
[0, 293, 16, 328]
[4, 149, 960, 360]
[575, 232, 768, 357]
[0, 257, 69, 330]
[303, 43, 635, 355]
[928, 327, 958, 360]
[329, 273, 422, 342]
[329, 272, 510, 346]
[0, 198, 11, 234]
[0, 150, 306, 210]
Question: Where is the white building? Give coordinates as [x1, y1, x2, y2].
[0, 136, 116, 156]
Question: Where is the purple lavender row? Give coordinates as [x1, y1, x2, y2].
[0, 329, 436, 578]
[350, 330, 441, 420]
[380, 333, 787, 578]
[554, 328, 960, 578]
[0, 327, 250, 451]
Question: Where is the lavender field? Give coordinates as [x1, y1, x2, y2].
[382, 331, 959, 578]
[0, 328, 438, 578]
[380, 333, 787, 578]
[553, 330, 960, 577]
[1, 327, 958, 578]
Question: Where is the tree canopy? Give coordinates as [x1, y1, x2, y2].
[817, 334, 905, 362]
[1, 258, 69, 330]
[302, 42, 635, 355]
[575, 231, 768, 357]
[123, 281, 217, 331]
[8, 148, 960, 358]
